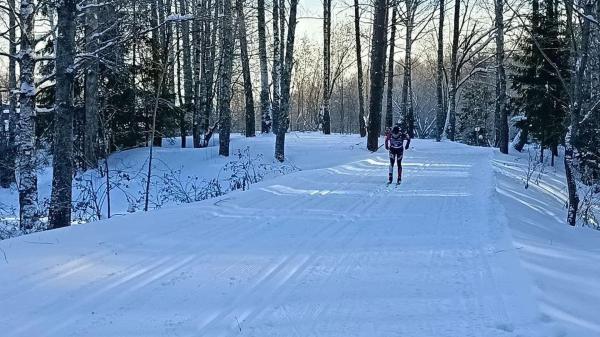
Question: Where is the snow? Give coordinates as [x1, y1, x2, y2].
[493, 148, 600, 337]
[0, 134, 598, 336]
[166, 14, 194, 22]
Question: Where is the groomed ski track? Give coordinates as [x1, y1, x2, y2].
[0, 140, 549, 336]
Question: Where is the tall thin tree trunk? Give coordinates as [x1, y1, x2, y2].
[236, 0, 256, 137]
[444, 0, 460, 141]
[402, 2, 415, 137]
[565, 0, 593, 226]
[275, 0, 299, 162]
[218, 0, 234, 156]
[192, 0, 202, 147]
[1, 0, 17, 188]
[272, 0, 281, 134]
[180, 0, 193, 148]
[322, 0, 332, 134]
[367, 0, 388, 151]
[257, 0, 271, 133]
[17, 0, 40, 230]
[354, 0, 367, 137]
[435, 0, 445, 141]
[84, 0, 100, 168]
[385, 4, 397, 129]
[49, 0, 77, 229]
[495, 0, 508, 153]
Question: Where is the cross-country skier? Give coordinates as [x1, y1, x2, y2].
[385, 125, 411, 184]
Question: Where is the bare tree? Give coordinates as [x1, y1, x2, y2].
[354, 0, 367, 137]
[236, 0, 256, 137]
[367, 0, 389, 151]
[435, 0, 445, 141]
[275, 0, 300, 161]
[84, 0, 100, 168]
[257, 0, 271, 133]
[444, 0, 460, 141]
[565, 0, 594, 226]
[180, 0, 193, 148]
[272, 0, 282, 134]
[218, 0, 235, 156]
[49, 0, 78, 229]
[385, 3, 398, 129]
[322, 0, 332, 134]
[0, 0, 18, 188]
[495, 0, 508, 153]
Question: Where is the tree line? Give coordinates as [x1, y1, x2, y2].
[0, 0, 598, 231]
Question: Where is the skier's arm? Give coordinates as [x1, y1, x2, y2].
[385, 134, 390, 150]
[405, 135, 411, 150]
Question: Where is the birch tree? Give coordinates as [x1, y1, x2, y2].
[16, 0, 41, 230]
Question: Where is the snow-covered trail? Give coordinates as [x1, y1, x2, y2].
[0, 141, 548, 336]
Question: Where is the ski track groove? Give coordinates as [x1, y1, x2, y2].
[0, 140, 548, 337]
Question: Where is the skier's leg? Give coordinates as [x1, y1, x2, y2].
[388, 152, 395, 183]
[397, 154, 403, 182]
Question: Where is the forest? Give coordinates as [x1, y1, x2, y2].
[0, 0, 599, 234]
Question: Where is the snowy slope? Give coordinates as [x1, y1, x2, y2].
[0, 133, 369, 222]
[493, 149, 600, 337]
[0, 138, 558, 337]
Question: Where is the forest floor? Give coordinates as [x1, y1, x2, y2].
[0, 134, 598, 337]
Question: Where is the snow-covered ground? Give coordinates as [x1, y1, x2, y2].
[0, 134, 598, 336]
[493, 148, 600, 337]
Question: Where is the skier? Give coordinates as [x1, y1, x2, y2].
[385, 125, 411, 184]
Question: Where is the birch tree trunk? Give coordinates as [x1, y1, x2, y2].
[180, 0, 193, 148]
[84, 0, 100, 168]
[17, 0, 40, 230]
[218, 0, 234, 156]
[235, 0, 256, 137]
[322, 0, 332, 134]
[275, 0, 299, 162]
[354, 0, 367, 137]
[257, 0, 271, 133]
[366, 0, 388, 151]
[495, 0, 508, 154]
[49, 0, 77, 229]
[385, 4, 397, 129]
[435, 0, 445, 141]
[271, 0, 281, 134]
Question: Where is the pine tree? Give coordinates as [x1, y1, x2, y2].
[511, 0, 569, 162]
[458, 83, 493, 146]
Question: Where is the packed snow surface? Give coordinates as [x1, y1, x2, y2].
[0, 134, 598, 336]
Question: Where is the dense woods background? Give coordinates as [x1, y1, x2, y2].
[0, 0, 598, 232]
